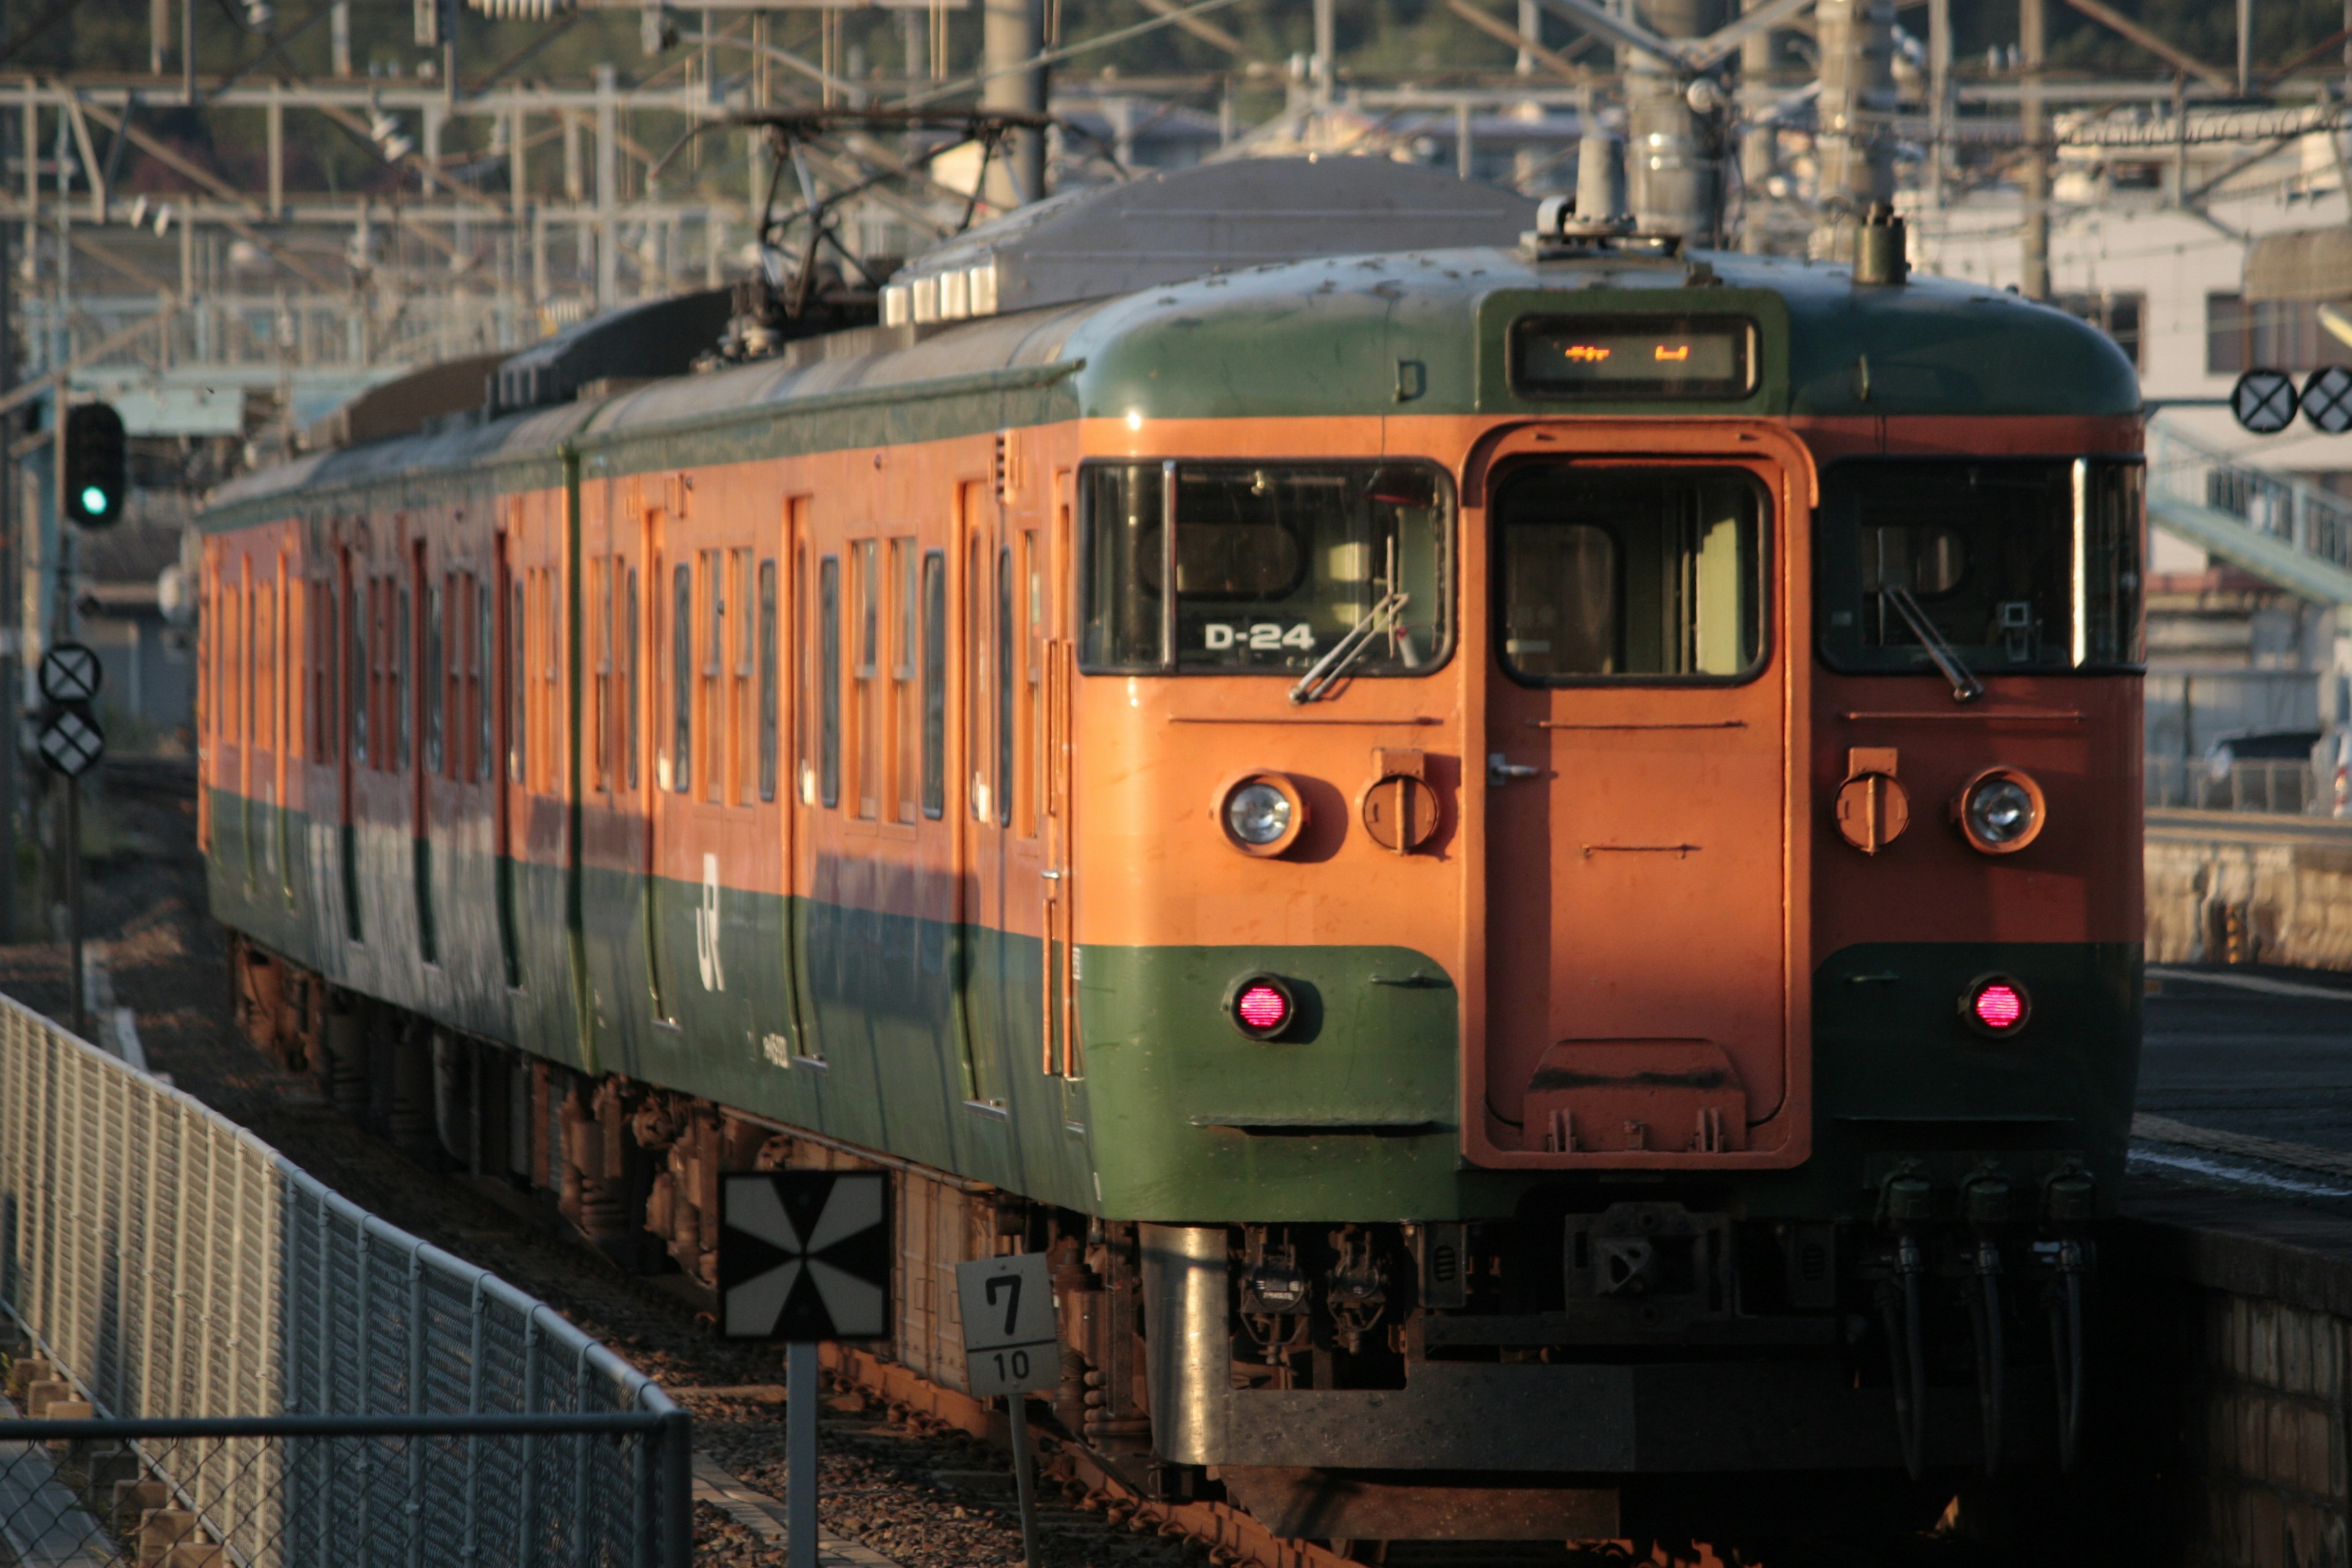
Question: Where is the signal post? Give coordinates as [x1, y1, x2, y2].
[37, 400, 122, 1033]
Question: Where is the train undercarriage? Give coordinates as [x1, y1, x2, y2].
[228, 934, 2098, 1544]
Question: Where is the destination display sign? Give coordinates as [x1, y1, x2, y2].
[1512, 315, 1757, 400]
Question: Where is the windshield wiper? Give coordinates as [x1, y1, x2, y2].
[1882, 585, 1983, 704]
[1289, 592, 1409, 704]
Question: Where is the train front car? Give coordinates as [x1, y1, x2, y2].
[1067, 225, 2143, 1530]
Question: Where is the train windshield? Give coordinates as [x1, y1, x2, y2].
[1817, 459, 2144, 673]
[1493, 466, 1769, 682]
[1080, 461, 1452, 674]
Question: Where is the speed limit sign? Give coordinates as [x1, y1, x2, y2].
[954, 1253, 1057, 1395]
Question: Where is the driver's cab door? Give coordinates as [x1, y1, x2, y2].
[1474, 423, 1810, 1169]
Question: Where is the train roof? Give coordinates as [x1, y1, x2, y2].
[203, 236, 2139, 532]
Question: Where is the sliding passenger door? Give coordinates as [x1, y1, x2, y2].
[785, 497, 820, 1061]
[411, 535, 439, 970]
[645, 495, 690, 1031]
[500, 493, 579, 1060]
[300, 541, 345, 958]
[337, 539, 362, 947]
[1039, 472, 1077, 1081]
[496, 521, 525, 995]
[952, 479, 1003, 1107]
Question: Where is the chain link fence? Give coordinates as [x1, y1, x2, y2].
[0, 989, 690, 1567]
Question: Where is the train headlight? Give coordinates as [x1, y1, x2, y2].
[1955, 767, 2045, 854]
[1230, 784, 1291, 843]
[1227, 974, 1297, 1040]
[1962, 974, 2032, 1037]
[1218, 772, 1306, 857]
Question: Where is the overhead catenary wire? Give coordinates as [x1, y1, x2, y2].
[1847, 100, 2352, 148]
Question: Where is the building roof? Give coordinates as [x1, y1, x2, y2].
[2245, 227, 2352, 304]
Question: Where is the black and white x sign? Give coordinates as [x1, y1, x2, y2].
[2234, 368, 2299, 435]
[718, 1172, 890, 1341]
[37, 642, 100, 706]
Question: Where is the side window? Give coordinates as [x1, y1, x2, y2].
[794, 540, 810, 803]
[449, 573, 467, 779]
[791, 500, 812, 803]
[302, 576, 316, 760]
[735, 548, 755, 804]
[819, 554, 841, 810]
[1020, 529, 1041, 837]
[350, 568, 368, 765]
[508, 578, 526, 783]
[541, 570, 560, 791]
[373, 577, 388, 769]
[469, 573, 487, 783]
[758, 559, 778, 803]
[229, 573, 244, 747]
[424, 575, 445, 777]
[853, 538, 879, 819]
[892, 538, 918, 823]
[995, 546, 1012, 829]
[592, 559, 611, 793]
[921, 549, 946, 820]
[703, 548, 723, 803]
[966, 529, 986, 823]
[317, 574, 337, 763]
[198, 568, 212, 742]
[255, 568, 274, 755]
[458, 570, 477, 781]
[625, 565, 641, 790]
[671, 560, 693, 794]
[395, 576, 412, 770]
[475, 577, 490, 782]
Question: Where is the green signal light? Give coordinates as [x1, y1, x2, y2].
[78, 486, 107, 514]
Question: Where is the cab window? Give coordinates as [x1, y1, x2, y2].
[1817, 459, 2144, 672]
[1080, 461, 1452, 676]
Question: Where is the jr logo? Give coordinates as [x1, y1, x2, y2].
[696, 853, 726, 992]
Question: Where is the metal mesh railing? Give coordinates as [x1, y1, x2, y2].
[0, 990, 689, 1567]
[2146, 754, 2326, 815]
[2147, 423, 2352, 573]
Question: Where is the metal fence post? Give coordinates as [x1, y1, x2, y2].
[571, 1341, 593, 1568]
[631, 1406, 654, 1568]
[315, 1188, 334, 1568]
[357, 1219, 375, 1568]
[407, 1248, 425, 1568]
[519, 1314, 543, 1566]
[660, 1404, 693, 1568]
[465, 1276, 484, 1568]
[137, 1085, 159, 1416]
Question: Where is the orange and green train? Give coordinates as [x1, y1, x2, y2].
[200, 164, 2143, 1534]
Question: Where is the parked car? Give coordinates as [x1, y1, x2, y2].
[2203, 728, 2325, 781]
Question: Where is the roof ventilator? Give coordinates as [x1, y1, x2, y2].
[1853, 202, 1909, 287]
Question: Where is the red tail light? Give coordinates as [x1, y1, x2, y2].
[1227, 975, 1297, 1040]
[1962, 974, 2031, 1037]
